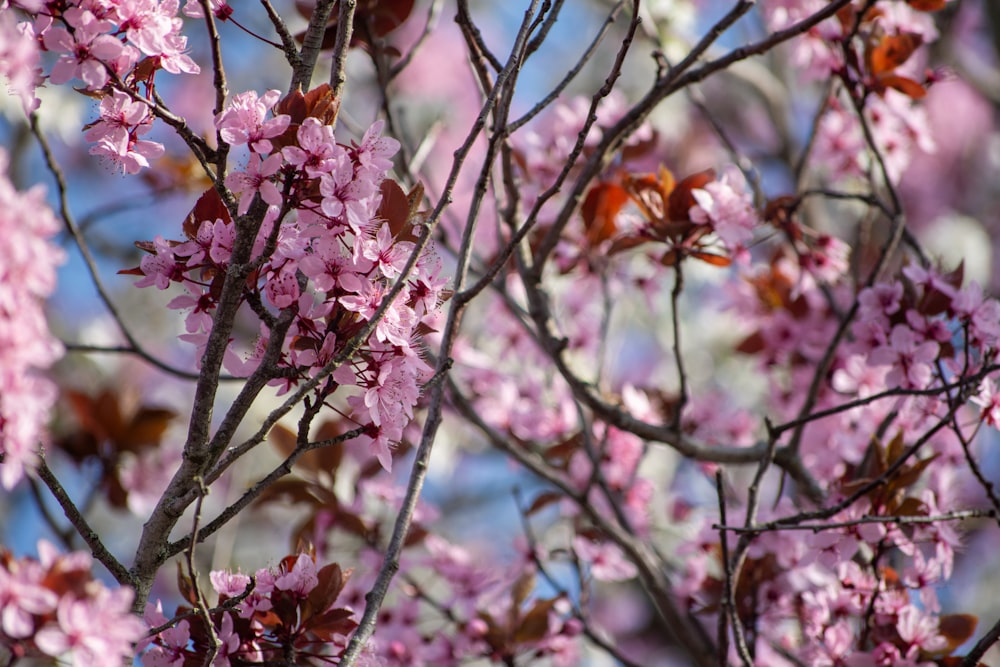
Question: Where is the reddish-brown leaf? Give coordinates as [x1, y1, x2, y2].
[510, 571, 535, 610]
[294, 0, 415, 51]
[526, 491, 563, 516]
[306, 607, 357, 641]
[667, 168, 715, 224]
[378, 179, 416, 241]
[120, 407, 176, 452]
[514, 598, 559, 644]
[624, 168, 672, 223]
[268, 423, 299, 459]
[868, 33, 923, 76]
[907, 0, 947, 10]
[937, 614, 977, 653]
[689, 249, 733, 267]
[879, 74, 927, 99]
[177, 562, 198, 605]
[307, 562, 347, 616]
[580, 182, 629, 246]
[183, 187, 232, 239]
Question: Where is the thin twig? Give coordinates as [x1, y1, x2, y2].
[29, 118, 207, 382]
[186, 476, 222, 666]
[36, 456, 133, 586]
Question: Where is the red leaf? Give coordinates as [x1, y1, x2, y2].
[307, 562, 348, 615]
[689, 249, 733, 267]
[868, 33, 922, 77]
[937, 614, 977, 653]
[907, 0, 946, 10]
[667, 168, 715, 224]
[183, 187, 232, 238]
[513, 598, 558, 644]
[580, 182, 629, 245]
[878, 74, 927, 99]
[526, 491, 563, 515]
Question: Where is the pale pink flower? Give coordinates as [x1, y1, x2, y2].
[136, 235, 182, 289]
[215, 89, 289, 153]
[361, 223, 413, 280]
[284, 117, 347, 178]
[972, 381, 1000, 428]
[353, 119, 399, 173]
[0, 149, 64, 488]
[225, 152, 284, 216]
[573, 536, 637, 582]
[43, 8, 122, 89]
[689, 165, 759, 250]
[0, 11, 42, 114]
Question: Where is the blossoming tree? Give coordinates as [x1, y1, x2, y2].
[3, 0, 1000, 665]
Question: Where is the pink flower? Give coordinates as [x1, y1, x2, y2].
[971, 381, 1000, 428]
[0, 561, 57, 638]
[869, 325, 939, 388]
[43, 8, 122, 90]
[142, 601, 190, 666]
[215, 89, 289, 153]
[361, 223, 413, 280]
[274, 553, 319, 597]
[572, 536, 637, 582]
[0, 149, 64, 488]
[225, 152, 284, 216]
[136, 235, 182, 289]
[83, 89, 153, 146]
[0, 11, 42, 114]
[689, 165, 758, 250]
[285, 117, 348, 178]
[353, 119, 399, 173]
[89, 131, 165, 174]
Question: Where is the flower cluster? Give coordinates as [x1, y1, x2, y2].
[143, 552, 361, 666]
[0, 541, 145, 666]
[658, 252, 1000, 664]
[9, 0, 201, 171]
[132, 87, 448, 470]
[0, 5, 42, 114]
[0, 148, 64, 489]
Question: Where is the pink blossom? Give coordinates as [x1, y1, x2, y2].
[136, 235, 182, 289]
[215, 89, 289, 153]
[869, 325, 939, 388]
[0, 149, 64, 488]
[573, 536, 637, 582]
[283, 116, 347, 178]
[952, 281, 1000, 346]
[142, 601, 190, 666]
[0, 11, 42, 114]
[353, 119, 399, 174]
[972, 381, 1000, 428]
[361, 223, 414, 280]
[43, 8, 122, 90]
[182, 0, 233, 19]
[689, 165, 759, 250]
[0, 561, 57, 638]
[276, 553, 320, 597]
[225, 152, 284, 216]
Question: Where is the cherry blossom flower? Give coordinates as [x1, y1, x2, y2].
[972, 381, 1000, 428]
[0, 10, 42, 114]
[689, 165, 759, 251]
[43, 8, 122, 90]
[225, 152, 284, 215]
[215, 89, 289, 153]
[284, 117, 347, 178]
[573, 536, 638, 582]
[0, 149, 64, 489]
